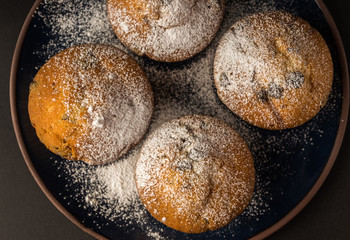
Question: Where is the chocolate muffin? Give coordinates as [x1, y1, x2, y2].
[28, 44, 153, 165]
[214, 11, 333, 129]
[135, 115, 255, 233]
[107, 0, 225, 62]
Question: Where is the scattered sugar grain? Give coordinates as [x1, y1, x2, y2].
[40, 0, 341, 239]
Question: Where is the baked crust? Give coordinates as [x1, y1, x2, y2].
[28, 44, 154, 165]
[107, 0, 225, 62]
[214, 11, 333, 129]
[135, 115, 255, 233]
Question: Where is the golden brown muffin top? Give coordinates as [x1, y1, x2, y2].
[107, 0, 225, 62]
[214, 11, 333, 129]
[136, 115, 255, 233]
[28, 44, 153, 164]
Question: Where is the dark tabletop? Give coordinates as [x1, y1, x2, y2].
[0, 0, 349, 239]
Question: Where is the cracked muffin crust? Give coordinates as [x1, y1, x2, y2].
[28, 44, 153, 165]
[135, 115, 255, 233]
[107, 0, 225, 62]
[214, 11, 333, 130]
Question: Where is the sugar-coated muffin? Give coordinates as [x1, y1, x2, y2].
[135, 115, 255, 233]
[214, 11, 333, 130]
[107, 0, 225, 62]
[28, 44, 153, 165]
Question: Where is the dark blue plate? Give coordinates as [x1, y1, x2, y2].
[10, 0, 349, 239]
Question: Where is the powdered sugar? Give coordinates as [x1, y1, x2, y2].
[37, 0, 118, 46]
[83, 151, 138, 209]
[33, 0, 341, 239]
[136, 116, 255, 233]
[30, 44, 153, 165]
[107, 0, 225, 62]
[213, 10, 333, 129]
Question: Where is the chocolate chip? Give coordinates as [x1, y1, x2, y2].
[267, 82, 284, 99]
[256, 89, 268, 103]
[29, 81, 38, 90]
[219, 72, 230, 88]
[62, 114, 76, 123]
[287, 47, 300, 53]
[207, 0, 221, 10]
[178, 138, 189, 151]
[160, 0, 173, 5]
[286, 71, 305, 89]
[126, 98, 135, 108]
[185, 125, 195, 135]
[78, 50, 99, 70]
[175, 159, 192, 172]
[200, 120, 206, 129]
[188, 148, 205, 162]
[61, 114, 70, 121]
[232, 20, 250, 35]
[142, 16, 149, 24]
[182, 183, 192, 189]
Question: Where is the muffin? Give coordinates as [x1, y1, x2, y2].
[107, 0, 225, 62]
[214, 11, 333, 130]
[135, 115, 255, 233]
[28, 44, 153, 165]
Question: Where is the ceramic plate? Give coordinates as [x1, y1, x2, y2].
[10, 0, 349, 239]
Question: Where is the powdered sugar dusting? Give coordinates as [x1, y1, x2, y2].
[35, 0, 128, 57]
[30, 44, 153, 165]
[213, 10, 333, 129]
[33, 0, 342, 239]
[107, 0, 225, 62]
[136, 115, 255, 233]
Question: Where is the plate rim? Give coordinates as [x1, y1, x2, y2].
[9, 0, 108, 239]
[9, 0, 349, 239]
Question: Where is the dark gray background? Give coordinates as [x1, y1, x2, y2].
[0, 0, 349, 239]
